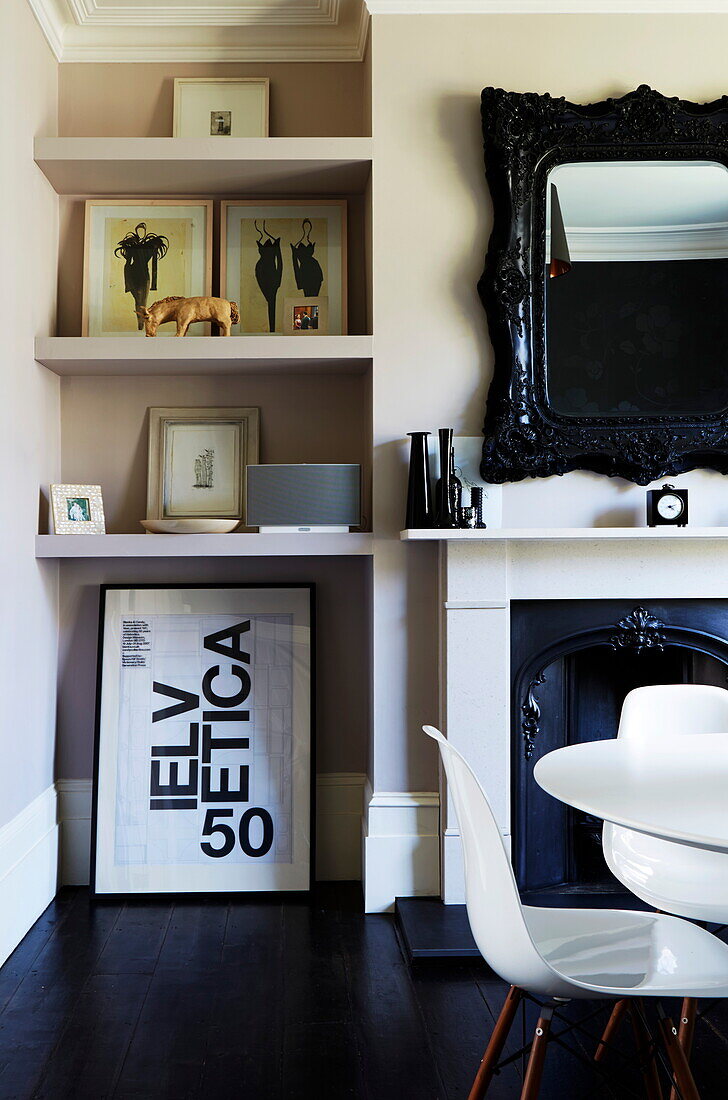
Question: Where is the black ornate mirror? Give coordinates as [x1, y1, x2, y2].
[479, 85, 728, 484]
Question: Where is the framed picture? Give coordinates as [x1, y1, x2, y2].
[173, 78, 269, 138]
[51, 484, 105, 534]
[283, 296, 329, 334]
[221, 200, 347, 335]
[91, 584, 314, 896]
[83, 199, 213, 337]
[147, 407, 260, 523]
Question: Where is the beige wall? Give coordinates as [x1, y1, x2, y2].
[370, 13, 728, 793]
[59, 61, 369, 138]
[0, 0, 59, 826]
[56, 556, 371, 780]
[59, 373, 371, 532]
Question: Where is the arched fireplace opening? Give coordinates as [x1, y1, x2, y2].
[512, 599, 728, 904]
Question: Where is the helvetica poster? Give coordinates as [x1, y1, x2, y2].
[92, 586, 312, 895]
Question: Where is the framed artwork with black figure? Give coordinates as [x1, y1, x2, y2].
[479, 85, 728, 485]
[91, 584, 314, 897]
[220, 200, 347, 335]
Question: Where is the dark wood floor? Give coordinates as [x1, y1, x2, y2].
[0, 886, 727, 1099]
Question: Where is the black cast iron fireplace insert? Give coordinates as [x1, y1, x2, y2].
[512, 598, 728, 904]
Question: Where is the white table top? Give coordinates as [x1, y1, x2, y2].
[534, 734, 728, 853]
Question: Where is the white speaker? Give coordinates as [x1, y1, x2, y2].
[246, 464, 361, 532]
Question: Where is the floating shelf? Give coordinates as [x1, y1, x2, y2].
[34, 335, 373, 376]
[34, 137, 373, 196]
[402, 528, 728, 541]
[36, 533, 374, 558]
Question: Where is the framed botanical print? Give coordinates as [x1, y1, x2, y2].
[83, 199, 213, 337]
[173, 78, 269, 137]
[51, 483, 106, 534]
[220, 200, 347, 335]
[146, 407, 260, 523]
[91, 584, 314, 896]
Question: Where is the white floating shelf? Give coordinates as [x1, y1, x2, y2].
[36, 533, 374, 558]
[34, 137, 372, 196]
[401, 527, 728, 541]
[35, 335, 373, 376]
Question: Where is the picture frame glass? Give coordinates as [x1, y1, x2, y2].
[163, 421, 242, 517]
[84, 201, 212, 337]
[222, 202, 346, 335]
[92, 585, 313, 896]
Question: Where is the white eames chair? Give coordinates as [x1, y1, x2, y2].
[600, 684, 728, 1089]
[424, 723, 728, 1100]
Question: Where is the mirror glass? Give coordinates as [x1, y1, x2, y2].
[545, 160, 728, 418]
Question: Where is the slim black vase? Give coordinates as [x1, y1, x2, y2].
[405, 432, 433, 529]
[434, 428, 459, 529]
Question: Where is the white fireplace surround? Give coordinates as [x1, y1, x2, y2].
[422, 529, 728, 904]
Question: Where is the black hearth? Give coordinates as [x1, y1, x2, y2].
[512, 599, 728, 904]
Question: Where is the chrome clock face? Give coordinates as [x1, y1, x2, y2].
[656, 493, 684, 520]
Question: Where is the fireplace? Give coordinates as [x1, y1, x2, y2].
[511, 599, 728, 902]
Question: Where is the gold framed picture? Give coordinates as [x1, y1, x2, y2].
[173, 78, 269, 138]
[51, 484, 106, 534]
[147, 407, 260, 524]
[220, 200, 347, 335]
[82, 199, 213, 337]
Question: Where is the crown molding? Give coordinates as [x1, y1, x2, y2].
[67, 0, 340, 28]
[365, 0, 728, 10]
[27, 0, 66, 59]
[27, 0, 369, 61]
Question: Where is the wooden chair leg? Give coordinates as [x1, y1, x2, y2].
[630, 1002, 663, 1100]
[520, 1006, 554, 1100]
[467, 985, 523, 1100]
[595, 998, 629, 1062]
[658, 1008, 701, 1100]
[669, 999, 698, 1100]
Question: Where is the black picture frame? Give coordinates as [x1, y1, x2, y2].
[479, 84, 728, 485]
[91, 583, 315, 899]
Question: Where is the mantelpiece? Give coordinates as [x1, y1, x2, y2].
[431, 531, 728, 906]
[402, 527, 728, 540]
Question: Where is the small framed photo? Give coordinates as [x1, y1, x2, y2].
[221, 200, 347, 335]
[51, 484, 106, 534]
[147, 407, 260, 523]
[284, 296, 328, 334]
[91, 583, 314, 896]
[83, 199, 213, 337]
[173, 78, 269, 138]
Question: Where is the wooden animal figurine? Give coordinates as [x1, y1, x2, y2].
[136, 295, 240, 336]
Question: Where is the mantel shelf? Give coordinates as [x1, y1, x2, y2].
[36, 533, 374, 558]
[35, 335, 373, 376]
[34, 137, 373, 196]
[401, 527, 728, 541]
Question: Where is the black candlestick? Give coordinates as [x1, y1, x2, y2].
[470, 486, 487, 529]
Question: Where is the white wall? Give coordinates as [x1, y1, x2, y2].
[0, 0, 59, 959]
[0, 0, 59, 826]
[368, 12, 728, 803]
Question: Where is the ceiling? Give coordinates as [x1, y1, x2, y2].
[28, 0, 728, 63]
[28, 0, 370, 61]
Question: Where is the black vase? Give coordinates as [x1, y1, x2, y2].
[405, 432, 433, 529]
[434, 428, 459, 529]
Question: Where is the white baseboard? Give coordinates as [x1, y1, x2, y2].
[362, 782, 440, 913]
[56, 774, 367, 887]
[0, 786, 59, 967]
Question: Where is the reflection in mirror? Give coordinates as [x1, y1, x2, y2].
[545, 161, 728, 418]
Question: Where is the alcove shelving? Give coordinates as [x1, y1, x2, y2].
[36, 533, 375, 558]
[34, 133, 374, 552]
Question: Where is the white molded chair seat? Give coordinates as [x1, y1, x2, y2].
[603, 684, 728, 923]
[424, 724, 728, 1001]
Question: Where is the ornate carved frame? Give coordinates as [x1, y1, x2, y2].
[479, 84, 728, 485]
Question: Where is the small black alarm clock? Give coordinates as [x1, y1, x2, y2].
[646, 483, 688, 527]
